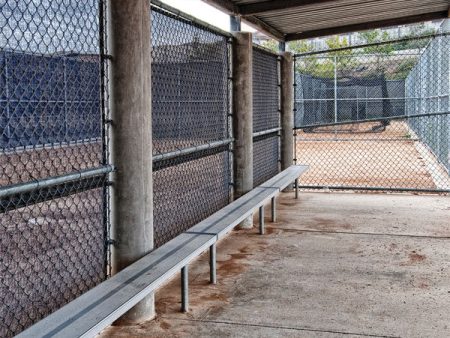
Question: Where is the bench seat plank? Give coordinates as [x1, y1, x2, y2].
[186, 165, 308, 239]
[259, 165, 309, 190]
[17, 233, 216, 338]
[186, 186, 278, 239]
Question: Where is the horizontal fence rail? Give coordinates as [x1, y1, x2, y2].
[0, 165, 113, 199]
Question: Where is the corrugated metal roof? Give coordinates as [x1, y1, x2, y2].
[202, 0, 449, 40]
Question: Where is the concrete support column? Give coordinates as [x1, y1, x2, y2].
[232, 32, 253, 228]
[109, 0, 154, 323]
[280, 52, 295, 172]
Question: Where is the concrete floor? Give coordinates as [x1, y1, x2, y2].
[101, 192, 450, 338]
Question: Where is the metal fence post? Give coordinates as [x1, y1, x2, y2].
[334, 55, 338, 137]
[232, 32, 254, 228]
[109, 0, 154, 323]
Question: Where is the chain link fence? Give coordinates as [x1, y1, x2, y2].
[252, 46, 280, 187]
[151, 5, 231, 247]
[406, 32, 450, 173]
[294, 32, 450, 192]
[0, 0, 110, 336]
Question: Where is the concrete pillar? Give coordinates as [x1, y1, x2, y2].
[280, 52, 295, 171]
[232, 32, 253, 228]
[109, 0, 154, 323]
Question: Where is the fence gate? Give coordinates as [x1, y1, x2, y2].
[294, 33, 450, 193]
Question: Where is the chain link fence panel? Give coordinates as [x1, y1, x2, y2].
[252, 46, 280, 187]
[294, 32, 450, 192]
[406, 32, 450, 172]
[151, 5, 231, 247]
[0, 1, 109, 336]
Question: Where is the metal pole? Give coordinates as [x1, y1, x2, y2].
[109, 0, 154, 323]
[271, 196, 276, 222]
[153, 138, 233, 162]
[365, 87, 368, 117]
[259, 205, 265, 235]
[181, 266, 189, 312]
[356, 87, 359, 121]
[252, 127, 281, 138]
[334, 55, 338, 137]
[0, 165, 113, 198]
[295, 178, 299, 199]
[210, 244, 217, 284]
[232, 32, 254, 229]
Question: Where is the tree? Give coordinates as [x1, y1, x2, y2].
[260, 39, 279, 52]
[357, 30, 394, 54]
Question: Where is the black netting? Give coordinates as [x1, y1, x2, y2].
[0, 179, 107, 337]
[253, 135, 279, 187]
[152, 7, 229, 154]
[151, 6, 231, 247]
[252, 46, 280, 187]
[294, 33, 450, 192]
[0, 1, 108, 336]
[253, 47, 279, 132]
[153, 151, 230, 248]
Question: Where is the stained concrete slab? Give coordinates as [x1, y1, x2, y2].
[100, 192, 450, 338]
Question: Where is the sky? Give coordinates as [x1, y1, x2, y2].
[159, 0, 256, 33]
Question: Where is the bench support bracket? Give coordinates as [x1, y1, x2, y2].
[271, 197, 276, 222]
[259, 205, 265, 235]
[210, 244, 217, 284]
[181, 266, 189, 312]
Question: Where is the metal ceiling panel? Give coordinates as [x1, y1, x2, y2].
[202, 0, 449, 40]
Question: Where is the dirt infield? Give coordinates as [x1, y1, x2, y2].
[296, 121, 450, 191]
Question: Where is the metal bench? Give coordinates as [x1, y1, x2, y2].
[18, 165, 308, 338]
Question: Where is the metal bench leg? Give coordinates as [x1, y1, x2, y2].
[210, 244, 217, 284]
[271, 196, 276, 222]
[295, 178, 299, 199]
[181, 265, 189, 312]
[259, 205, 265, 235]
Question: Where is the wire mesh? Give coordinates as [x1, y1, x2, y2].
[151, 5, 231, 247]
[0, 1, 109, 336]
[253, 135, 279, 187]
[294, 32, 450, 192]
[252, 46, 280, 187]
[153, 151, 230, 248]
